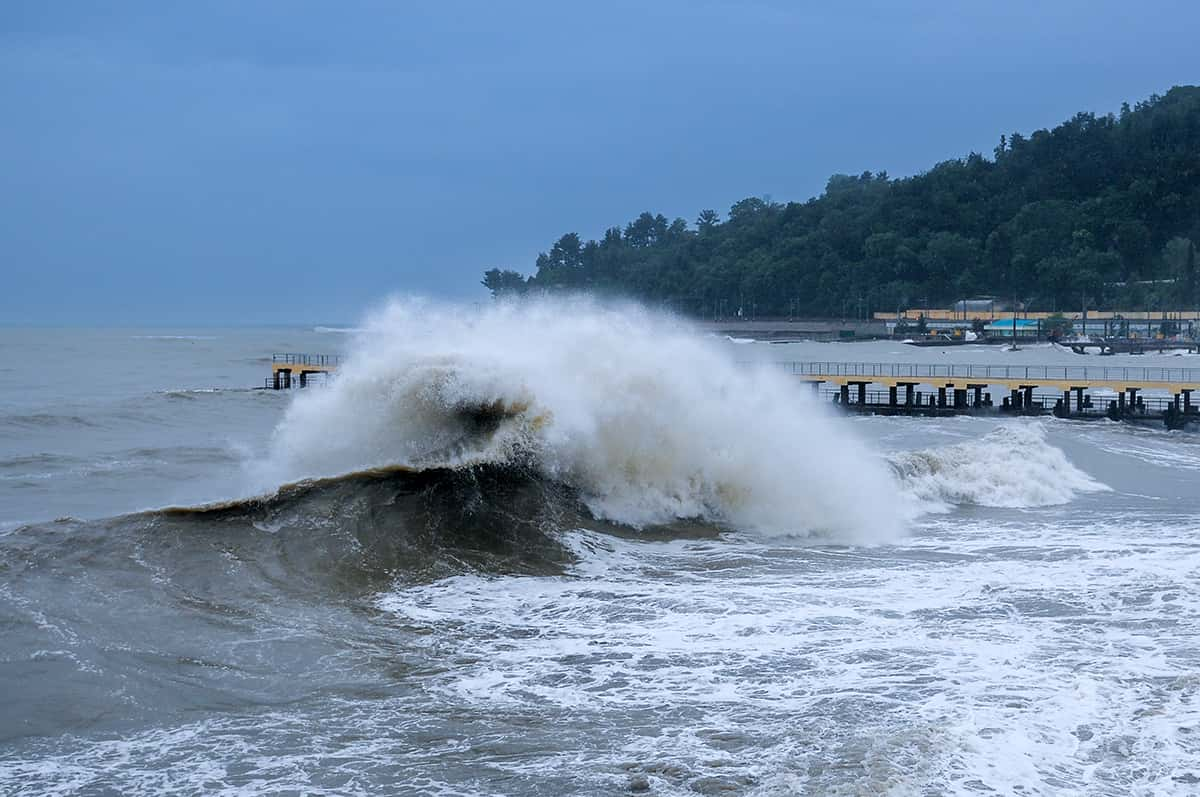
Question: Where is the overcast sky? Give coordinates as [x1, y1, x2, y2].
[3, 1, 1198, 324]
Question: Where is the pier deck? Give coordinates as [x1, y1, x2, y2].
[785, 361, 1200, 428]
[784, 361, 1200, 394]
[1067, 338, 1200, 355]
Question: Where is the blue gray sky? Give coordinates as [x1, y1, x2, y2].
[3, 1, 1198, 324]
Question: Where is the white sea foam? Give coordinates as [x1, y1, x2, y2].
[890, 422, 1109, 509]
[254, 297, 903, 541]
[371, 513, 1200, 796]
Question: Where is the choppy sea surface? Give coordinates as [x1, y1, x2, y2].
[2, 309, 1199, 796]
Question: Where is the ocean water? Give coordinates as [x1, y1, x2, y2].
[2, 303, 1199, 796]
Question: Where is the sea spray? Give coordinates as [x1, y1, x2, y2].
[889, 422, 1109, 509]
[253, 297, 904, 542]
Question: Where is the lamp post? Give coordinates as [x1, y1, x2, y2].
[1011, 291, 1019, 350]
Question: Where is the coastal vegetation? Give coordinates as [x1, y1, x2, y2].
[483, 86, 1200, 317]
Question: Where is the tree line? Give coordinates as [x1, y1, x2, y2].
[483, 86, 1200, 318]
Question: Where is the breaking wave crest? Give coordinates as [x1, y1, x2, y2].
[890, 424, 1108, 510]
[251, 298, 903, 542]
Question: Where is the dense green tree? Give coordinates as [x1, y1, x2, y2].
[481, 268, 528, 296]
[483, 87, 1200, 316]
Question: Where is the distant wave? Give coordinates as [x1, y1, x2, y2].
[313, 326, 363, 334]
[0, 452, 82, 481]
[130, 335, 219, 341]
[2, 412, 98, 430]
[889, 423, 1108, 510]
[156, 388, 256, 399]
[0, 446, 235, 483]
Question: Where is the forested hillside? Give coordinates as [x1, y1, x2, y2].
[483, 86, 1200, 316]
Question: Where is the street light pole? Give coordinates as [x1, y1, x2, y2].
[1011, 291, 1019, 350]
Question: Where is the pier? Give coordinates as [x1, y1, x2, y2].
[786, 361, 1200, 428]
[264, 352, 1200, 428]
[1066, 338, 1200, 355]
[268, 353, 342, 390]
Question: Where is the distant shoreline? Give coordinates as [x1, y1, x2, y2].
[697, 319, 887, 342]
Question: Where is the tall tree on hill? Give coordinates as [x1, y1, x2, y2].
[481, 268, 528, 296]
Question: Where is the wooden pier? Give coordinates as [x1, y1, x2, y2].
[786, 361, 1200, 428]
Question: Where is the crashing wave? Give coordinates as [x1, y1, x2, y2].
[250, 297, 903, 543]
